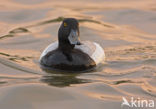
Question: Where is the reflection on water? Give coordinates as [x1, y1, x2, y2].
[0, 0, 156, 109]
[41, 74, 90, 87]
[40, 68, 94, 87]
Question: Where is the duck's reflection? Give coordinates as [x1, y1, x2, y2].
[41, 69, 91, 87]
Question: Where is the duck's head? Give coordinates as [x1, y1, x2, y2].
[58, 18, 81, 50]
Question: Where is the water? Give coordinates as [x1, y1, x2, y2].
[0, 0, 156, 109]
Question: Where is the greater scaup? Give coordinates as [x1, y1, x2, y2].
[40, 18, 105, 72]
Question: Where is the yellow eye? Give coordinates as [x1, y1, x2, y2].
[64, 22, 67, 27]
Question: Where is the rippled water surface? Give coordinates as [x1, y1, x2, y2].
[0, 0, 156, 109]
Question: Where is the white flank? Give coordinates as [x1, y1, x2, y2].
[39, 41, 58, 61]
[92, 42, 105, 64]
[40, 41, 105, 65]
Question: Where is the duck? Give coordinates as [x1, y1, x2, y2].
[40, 18, 105, 72]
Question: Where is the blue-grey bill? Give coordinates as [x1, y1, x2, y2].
[68, 29, 81, 45]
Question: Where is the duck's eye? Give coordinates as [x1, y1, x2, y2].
[64, 22, 67, 27]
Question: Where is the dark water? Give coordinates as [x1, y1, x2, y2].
[0, 0, 156, 109]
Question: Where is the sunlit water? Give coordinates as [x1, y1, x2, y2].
[0, 0, 156, 109]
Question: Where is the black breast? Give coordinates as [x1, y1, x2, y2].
[40, 49, 96, 71]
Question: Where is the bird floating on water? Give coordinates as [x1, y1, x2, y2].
[40, 18, 105, 72]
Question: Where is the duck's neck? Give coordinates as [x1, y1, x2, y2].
[58, 40, 75, 51]
[58, 25, 75, 51]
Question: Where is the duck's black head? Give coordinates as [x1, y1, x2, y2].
[58, 18, 81, 50]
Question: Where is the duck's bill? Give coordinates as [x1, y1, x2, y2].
[68, 29, 81, 45]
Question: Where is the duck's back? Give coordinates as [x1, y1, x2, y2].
[40, 49, 96, 71]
